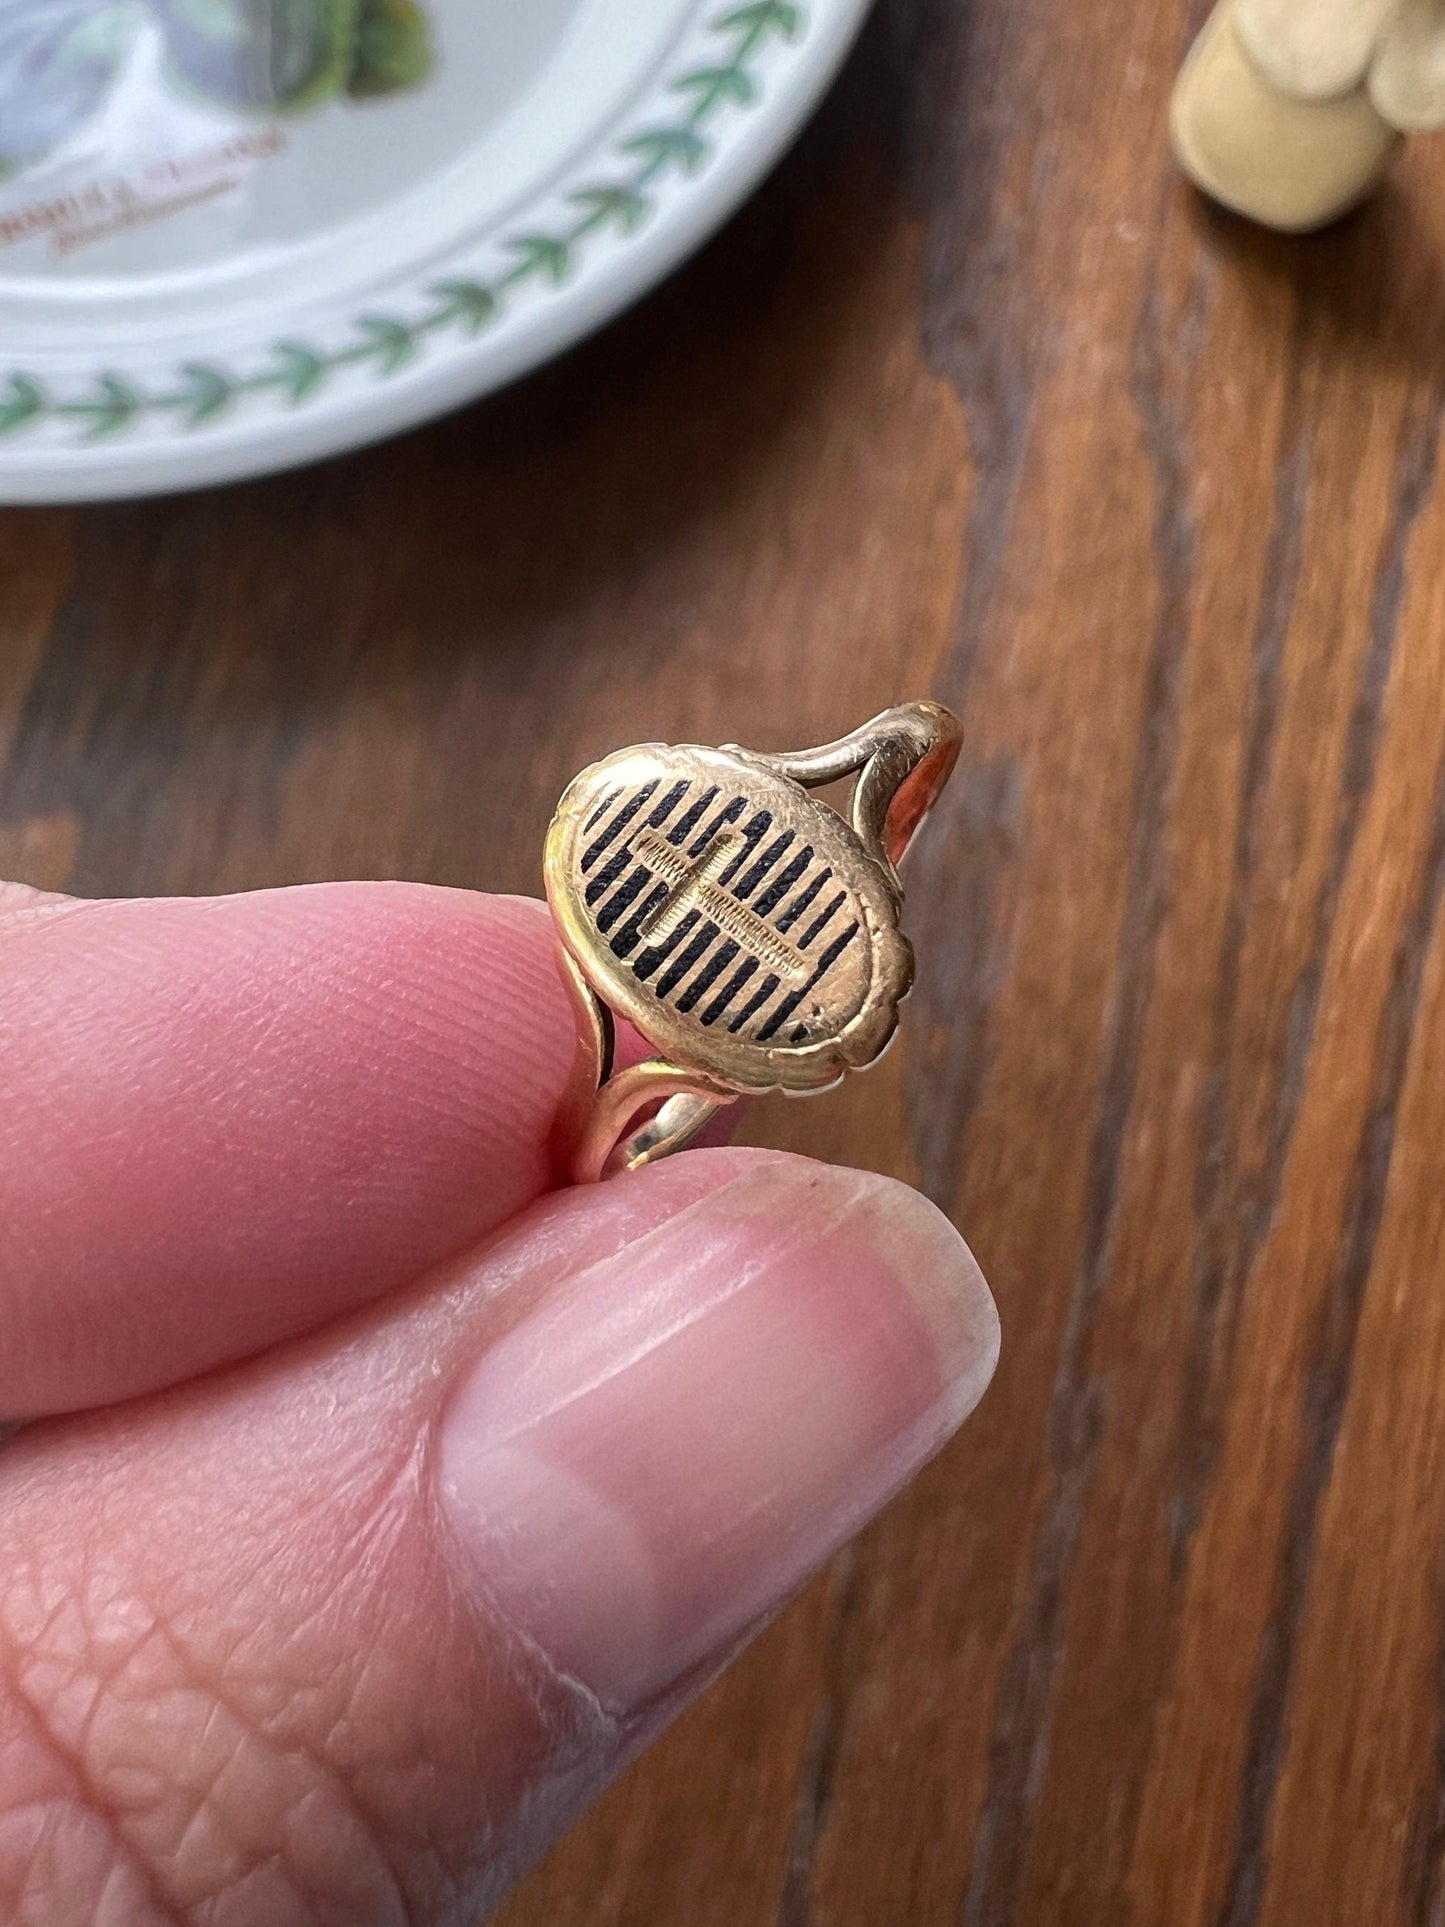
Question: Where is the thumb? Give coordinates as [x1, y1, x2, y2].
[0, 1150, 997, 1925]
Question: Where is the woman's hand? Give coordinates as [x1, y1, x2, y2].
[0, 880, 997, 1925]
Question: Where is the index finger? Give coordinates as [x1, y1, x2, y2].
[0, 882, 580, 1418]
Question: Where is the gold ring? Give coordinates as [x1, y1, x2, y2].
[544, 701, 961, 1183]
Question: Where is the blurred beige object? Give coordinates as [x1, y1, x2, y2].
[1370, 0, 1445, 129]
[1235, 0, 1400, 96]
[1171, 2, 1399, 229]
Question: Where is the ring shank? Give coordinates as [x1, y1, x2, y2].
[580, 1086, 731, 1182]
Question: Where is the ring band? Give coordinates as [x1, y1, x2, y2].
[544, 701, 961, 1182]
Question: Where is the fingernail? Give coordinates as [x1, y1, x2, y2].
[438, 1159, 998, 1711]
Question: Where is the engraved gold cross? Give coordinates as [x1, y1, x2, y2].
[631, 827, 809, 980]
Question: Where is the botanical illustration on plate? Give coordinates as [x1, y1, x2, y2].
[1, 0, 435, 178]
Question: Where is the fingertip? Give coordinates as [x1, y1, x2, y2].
[829, 1166, 1001, 1430]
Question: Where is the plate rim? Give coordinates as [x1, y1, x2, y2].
[0, 0, 872, 503]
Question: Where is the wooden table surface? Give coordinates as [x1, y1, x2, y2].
[6, 1, 1445, 1921]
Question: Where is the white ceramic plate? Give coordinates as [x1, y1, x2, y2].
[0, 0, 869, 503]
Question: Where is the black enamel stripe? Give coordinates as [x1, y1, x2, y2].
[656, 919, 719, 998]
[736, 830, 794, 900]
[666, 785, 719, 848]
[701, 954, 758, 1027]
[777, 866, 831, 933]
[756, 920, 861, 1042]
[611, 879, 670, 958]
[752, 845, 811, 918]
[686, 792, 747, 856]
[714, 809, 772, 886]
[632, 908, 699, 981]
[646, 779, 691, 827]
[801, 889, 846, 949]
[585, 787, 622, 831]
[671, 925, 743, 1005]
[584, 844, 634, 905]
[676, 937, 740, 1012]
[582, 780, 658, 871]
[728, 971, 780, 1033]
[596, 864, 652, 933]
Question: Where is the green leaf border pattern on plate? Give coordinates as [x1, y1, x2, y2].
[0, 1, 807, 444]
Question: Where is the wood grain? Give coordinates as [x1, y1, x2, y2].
[5, 1, 1445, 1920]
